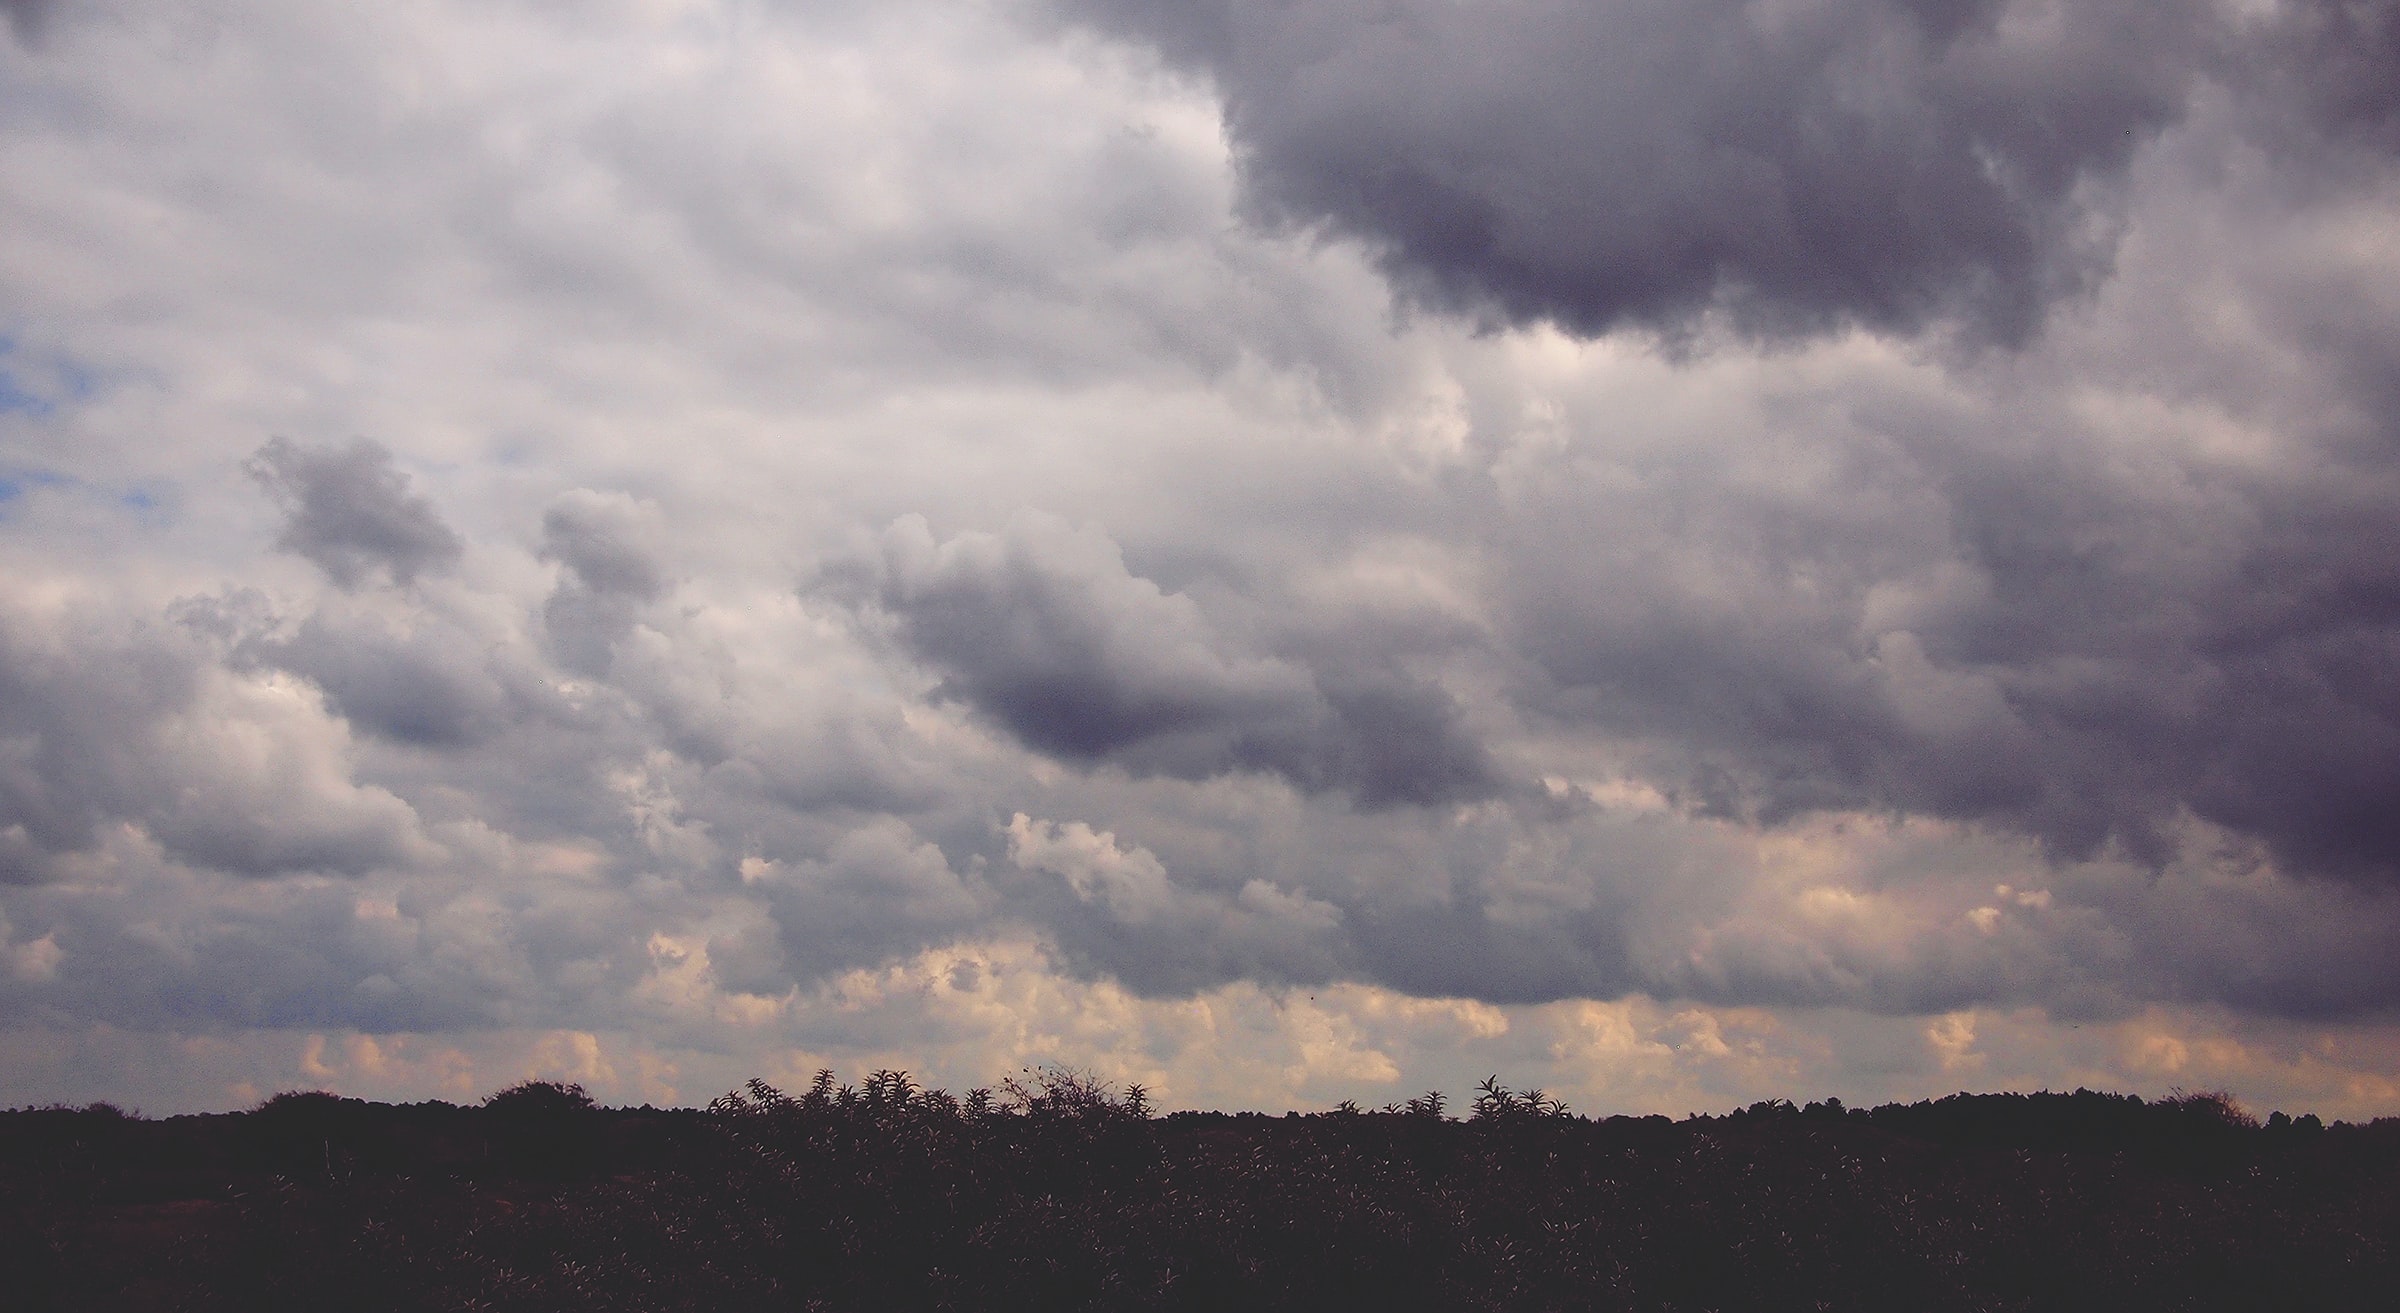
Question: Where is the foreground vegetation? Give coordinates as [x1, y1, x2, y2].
[4, 1073, 2395, 1311]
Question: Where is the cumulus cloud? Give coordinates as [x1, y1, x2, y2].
[245, 610, 520, 749]
[246, 438, 463, 590]
[0, 609, 196, 884]
[1003, 812, 1349, 993]
[745, 818, 987, 978]
[0, 599, 435, 882]
[849, 511, 1496, 807]
[1060, 0, 2213, 345]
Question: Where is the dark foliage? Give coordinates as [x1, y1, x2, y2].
[1, 1077, 2394, 1311]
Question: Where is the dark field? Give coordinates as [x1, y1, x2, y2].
[4, 1073, 2394, 1312]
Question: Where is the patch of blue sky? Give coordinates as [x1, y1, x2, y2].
[0, 336, 68, 416]
[0, 466, 70, 514]
[118, 484, 177, 524]
[0, 370, 48, 417]
[0, 468, 164, 527]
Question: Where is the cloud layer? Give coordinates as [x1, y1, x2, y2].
[1, 0, 2398, 1116]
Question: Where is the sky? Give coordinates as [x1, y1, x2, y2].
[2, 0, 2398, 1119]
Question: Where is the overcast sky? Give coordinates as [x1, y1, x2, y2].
[4, 0, 2399, 1118]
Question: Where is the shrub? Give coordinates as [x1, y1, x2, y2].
[482, 1080, 596, 1116]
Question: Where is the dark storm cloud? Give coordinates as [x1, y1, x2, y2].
[1037, 0, 2400, 889]
[1494, 334, 2400, 885]
[846, 512, 1495, 808]
[1060, 0, 2210, 344]
[246, 437, 464, 590]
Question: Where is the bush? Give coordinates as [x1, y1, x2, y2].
[483, 1080, 597, 1116]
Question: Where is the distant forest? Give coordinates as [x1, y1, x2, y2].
[5, 1072, 2395, 1311]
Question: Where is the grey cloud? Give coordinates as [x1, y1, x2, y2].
[1022, 772, 2400, 1018]
[1490, 329, 2400, 886]
[247, 438, 463, 590]
[701, 918, 791, 999]
[262, 617, 514, 749]
[998, 811, 1351, 995]
[174, 589, 546, 751]
[1061, 0, 2210, 344]
[1043, 0, 2400, 890]
[0, 614, 197, 884]
[165, 588, 661, 864]
[2246, 0, 2400, 157]
[1654, 830, 2400, 1021]
[749, 819, 987, 979]
[1, 0, 54, 46]
[0, 606, 432, 881]
[541, 490, 667, 678]
[12, 0, 2400, 1117]
[0, 848, 639, 1036]
[1345, 896, 1630, 1006]
[542, 491, 667, 601]
[1155, 786, 2400, 1020]
[851, 511, 1496, 807]
[143, 790, 423, 881]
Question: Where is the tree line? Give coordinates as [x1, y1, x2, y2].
[2, 1073, 2393, 1311]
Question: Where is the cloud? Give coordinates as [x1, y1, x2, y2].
[0, 608, 196, 885]
[1478, 290, 2400, 884]
[1060, 0, 2212, 345]
[246, 438, 463, 590]
[848, 511, 1497, 807]
[1, 0, 54, 46]
[542, 490, 667, 602]
[1010, 812, 1179, 923]
[2, 0, 2399, 1115]
[242, 609, 520, 749]
[0, 597, 436, 882]
[540, 489, 669, 677]
[140, 671, 439, 877]
[745, 818, 987, 978]
[1002, 811, 1350, 993]
[2245, 0, 2400, 158]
